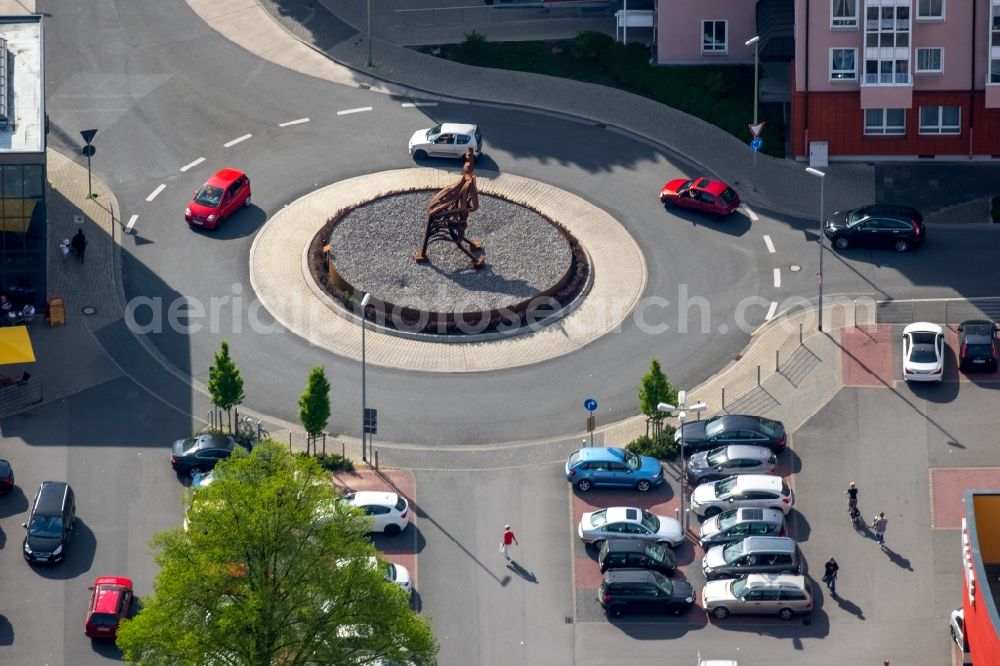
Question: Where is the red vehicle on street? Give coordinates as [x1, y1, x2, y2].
[84, 576, 133, 639]
[660, 177, 741, 216]
[185, 168, 252, 230]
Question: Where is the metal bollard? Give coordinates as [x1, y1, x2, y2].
[757, 364, 761, 386]
[341, 440, 345, 459]
[799, 322, 803, 345]
[322, 433, 327, 455]
[721, 387, 725, 410]
[776, 348, 780, 372]
[288, 431, 292, 451]
[374, 449, 379, 471]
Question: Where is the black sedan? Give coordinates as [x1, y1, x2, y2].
[598, 569, 695, 618]
[958, 320, 998, 372]
[170, 434, 249, 474]
[823, 204, 925, 253]
[674, 415, 786, 457]
[0, 459, 12, 494]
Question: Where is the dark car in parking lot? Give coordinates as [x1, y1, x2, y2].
[675, 415, 786, 457]
[598, 539, 677, 576]
[958, 320, 998, 372]
[23, 481, 76, 564]
[823, 204, 925, 253]
[0, 458, 13, 494]
[598, 569, 695, 618]
[170, 433, 249, 475]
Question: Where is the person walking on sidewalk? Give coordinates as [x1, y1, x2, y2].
[872, 512, 888, 549]
[500, 525, 518, 562]
[822, 556, 839, 595]
[844, 482, 858, 513]
[71, 228, 87, 264]
[59, 238, 70, 263]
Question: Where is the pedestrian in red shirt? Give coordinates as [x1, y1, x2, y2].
[500, 525, 518, 562]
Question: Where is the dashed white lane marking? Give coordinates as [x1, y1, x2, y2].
[145, 184, 166, 202]
[125, 215, 138, 232]
[743, 205, 759, 222]
[765, 301, 778, 321]
[279, 117, 310, 127]
[224, 133, 253, 148]
[401, 102, 438, 108]
[337, 107, 373, 116]
[179, 157, 205, 172]
[773, 268, 781, 289]
[763, 234, 775, 253]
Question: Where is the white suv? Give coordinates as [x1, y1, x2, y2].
[702, 573, 812, 620]
[341, 491, 410, 536]
[690, 474, 794, 517]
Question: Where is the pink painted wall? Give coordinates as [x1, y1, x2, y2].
[795, 0, 990, 93]
[656, 0, 756, 64]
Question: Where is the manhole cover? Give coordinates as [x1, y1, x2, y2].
[82, 306, 96, 316]
[790, 264, 801, 272]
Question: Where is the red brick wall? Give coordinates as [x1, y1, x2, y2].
[791, 90, 1000, 158]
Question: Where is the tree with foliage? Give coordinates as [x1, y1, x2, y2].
[208, 341, 245, 434]
[299, 366, 331, 454]
[116, 441, 437, 665]
[638, 358, 677, 421]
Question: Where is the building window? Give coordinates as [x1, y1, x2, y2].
[992, 1, 1000, 83]
[919, 106, 961, 134]
[702, 20, 727, 53]
[832, 0, 859, 28]
[864, 108, 906, 135]
[831, 48, 858, 80]
[864, 1, 911, 85]
[917, 0, 944, 19]
[915, 47, 943, 73]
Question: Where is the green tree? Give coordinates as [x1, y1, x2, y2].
[299, 366, 331, 453]
[208, 341, 245, 434]
[638, 358, 677, 421]
[116, 442, 437, 665]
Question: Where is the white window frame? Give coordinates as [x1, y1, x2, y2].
[991, 0, 1000, 84]
[864, 108, 906, 135]
[919, 106, 961, 134]
[701, 20, 728, 54]
[916, 0, 944, 20]
[832, 0, 859, 28]
[863, 0, 912, 86]
[830, 48, 858, 81]
[915, 47, 943, 74]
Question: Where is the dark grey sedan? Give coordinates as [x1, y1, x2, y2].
[675, 415, 786, 457]
[170, 433, 248, 474]
[686, 444, 777, 486]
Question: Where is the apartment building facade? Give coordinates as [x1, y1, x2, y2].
[653, 0, 1000, 160]
[794, 0, 1000, 160]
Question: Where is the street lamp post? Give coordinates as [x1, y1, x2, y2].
[745, 36, 760, 192]
[367, 0, 374, 67]
[805, 167, 826, 331]
[658, 392, 707, 532]
[360, 292, 371, 460]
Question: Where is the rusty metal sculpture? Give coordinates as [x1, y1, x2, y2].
[415, 148, 485, 269]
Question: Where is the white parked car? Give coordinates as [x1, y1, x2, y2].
[340, 491, 410, 536]
[950, 608, 967, 652]
[902, 322, 944, 382]
[689, 474, 794, 517]
[577, 506, 683, 548]
[408, 123, 482, 159]
[338, 556, 412, 594]
[702, 573, 812, 620]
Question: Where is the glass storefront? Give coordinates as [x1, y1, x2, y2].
[0, 163, 45, 306]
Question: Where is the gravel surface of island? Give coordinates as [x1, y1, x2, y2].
[327, 191, 573, 311]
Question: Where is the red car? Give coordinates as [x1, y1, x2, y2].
[660, 177, 741, 216]
[84, 576, 133, 639]
[185, 168, 252, 230]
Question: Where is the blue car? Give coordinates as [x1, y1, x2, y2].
[565, 447, 664, 492]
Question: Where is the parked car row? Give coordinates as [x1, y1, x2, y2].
[902, 319, 999, 382]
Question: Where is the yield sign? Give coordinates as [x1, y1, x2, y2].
[749, 122, 765, 138]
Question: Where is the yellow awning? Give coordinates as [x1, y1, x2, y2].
[0, 326, 35, 364]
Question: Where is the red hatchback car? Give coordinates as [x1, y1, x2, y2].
[660, 177, 741, 216]
[84, 576, 133, 639]
[185, 168, 252, 230]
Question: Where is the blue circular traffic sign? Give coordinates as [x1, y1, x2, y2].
[751, 137, 763, 152]
[584, 398, 598, 412]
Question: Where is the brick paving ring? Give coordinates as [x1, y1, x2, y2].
[249, 168, 647, 373]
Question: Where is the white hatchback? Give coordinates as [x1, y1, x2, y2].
[341, 491, 410, 536]
[408, 123, 482, 159]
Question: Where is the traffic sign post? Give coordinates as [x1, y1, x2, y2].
[80, 129, 98, 199]
[751, 137, 763, 152]
[584, 398, 598, 447]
